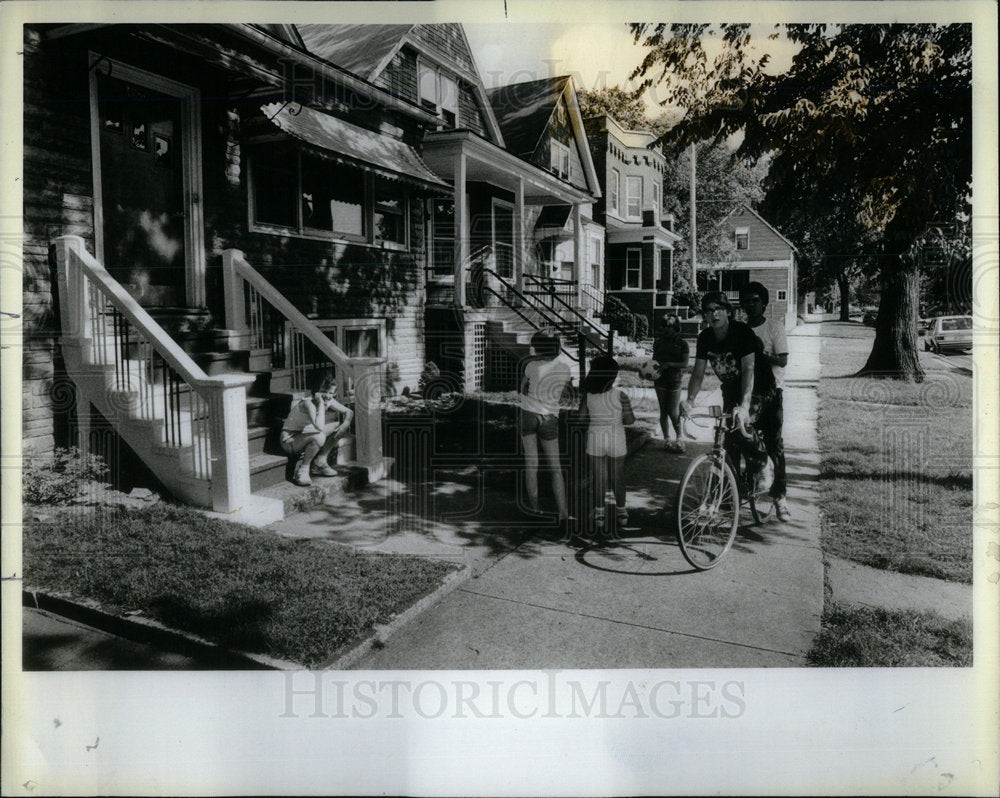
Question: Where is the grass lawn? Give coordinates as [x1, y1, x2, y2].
[23, 504, 459, 667]
[807, 603, 972, 666]
[817, 323, 973, 583]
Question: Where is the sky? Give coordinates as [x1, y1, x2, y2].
[464, 23, 800, 121]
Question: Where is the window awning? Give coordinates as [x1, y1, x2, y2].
[262, 102, 449, 192]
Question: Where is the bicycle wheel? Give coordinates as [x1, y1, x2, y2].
[741, 461, 775, 526]
[675, 453, 739, 570]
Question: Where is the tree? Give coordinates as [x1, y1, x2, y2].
[661, 140, 767, 293]
[577, 86, 665, 132]
[631, 23, 972, 380]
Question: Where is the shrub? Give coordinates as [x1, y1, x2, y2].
[23, 447, 108, 505]
[417, 361, 441, 396]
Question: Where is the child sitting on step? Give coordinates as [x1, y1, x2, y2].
[280, 374, 353, 486]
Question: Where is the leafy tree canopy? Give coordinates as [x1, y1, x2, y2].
[577, 86, 665, 132]
[631, 23, 972, 378]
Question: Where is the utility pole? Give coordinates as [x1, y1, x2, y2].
[689, 142, 697, 292]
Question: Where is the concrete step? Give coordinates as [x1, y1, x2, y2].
[247, 424, 271, 456]
[249, 452, 289, 492]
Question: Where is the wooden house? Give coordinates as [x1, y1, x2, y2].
[21, 22, 615, 521]
[698, 204, 799, 331]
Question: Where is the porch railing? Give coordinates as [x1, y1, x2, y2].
[222, 249, 385, 480]
[522, 274, 578, 313]
[53, 235, 255, 514]
[579, 283, 604, 317]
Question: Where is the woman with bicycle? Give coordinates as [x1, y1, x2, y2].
[679, 291, 774, 495]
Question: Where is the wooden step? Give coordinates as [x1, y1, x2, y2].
[249, 452, 290, 492]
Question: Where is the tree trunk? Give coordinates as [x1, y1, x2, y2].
[858, 257, 924, 381]
[837, 273, 851, 321]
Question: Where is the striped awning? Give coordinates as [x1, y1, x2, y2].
[262, 102, 449, 191]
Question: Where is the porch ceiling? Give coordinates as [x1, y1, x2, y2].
[421, 131, 595, 206]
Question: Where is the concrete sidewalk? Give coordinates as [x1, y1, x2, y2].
[345, 331, 825, 669]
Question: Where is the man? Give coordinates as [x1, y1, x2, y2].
[680, 291, 774, 494]
[740, 282, 791, 521]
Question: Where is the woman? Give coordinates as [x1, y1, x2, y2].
[652, 314, 689, 452]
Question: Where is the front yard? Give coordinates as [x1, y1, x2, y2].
[809, 322, 973, 666]
[24, 503, 458, 668]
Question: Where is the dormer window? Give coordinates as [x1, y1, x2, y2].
[550, 140, 570, 180]
[419, 61, 459, 127]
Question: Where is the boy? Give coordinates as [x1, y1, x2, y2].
[280, 373, 354, 486]
[739, 282, 791, 521]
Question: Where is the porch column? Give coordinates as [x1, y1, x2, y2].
[573, 204, 585, 309]
[514, 176, 525, 293]
[453, 152, 468, 308]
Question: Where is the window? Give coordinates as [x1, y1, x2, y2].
[626, 248, 641, 289]
[492, 199, 514, 279]
[315, 319, 385, 398]
[429, 198, 455, 277]
[652, 181, 660, 212]
[626, 175, 642, 218]
[590, 236, 602, 267]
[250, 141, 408, 248]
[419, 61, 459, 127]
[610, 168, 620, 215]
[550, 140, 570, 180]
[735, 227, 750, 250]
[776, 289, 787, 302]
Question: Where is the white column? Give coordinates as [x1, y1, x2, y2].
[222, 249, 251, 350]
[573, 204, 584, 309]
[453, 152, 468, 308]
[205, 373, 257, 514]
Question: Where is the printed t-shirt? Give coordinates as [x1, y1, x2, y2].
[695, 320, 776, 407]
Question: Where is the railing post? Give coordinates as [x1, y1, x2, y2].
[222, 249, 251, 350]
[204, 373, 256, 514]
[351, 357, 386, 481]
[53, 235, 89, 338]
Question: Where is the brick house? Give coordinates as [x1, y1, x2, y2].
[699, 204, 799, 331]
[583, 114, 683, 333]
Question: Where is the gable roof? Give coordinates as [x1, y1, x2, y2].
[486, 75, 601, 196]
[297, 24, 413, 80]
[723, 204, 799, 252]
[486, 76, 571, 159]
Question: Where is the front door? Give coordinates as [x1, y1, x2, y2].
[91, 58, 205, 307]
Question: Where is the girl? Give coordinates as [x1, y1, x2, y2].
[581, 354, 635, 539]
[520, 330, 571, 533]
[280, 374, 353, 486]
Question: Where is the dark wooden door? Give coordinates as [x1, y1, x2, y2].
[98, 74, 186, 307]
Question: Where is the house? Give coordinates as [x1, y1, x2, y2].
[583, 114, 683, 333]
[21, 22, 616, 522]
[698, 204, 799, 331]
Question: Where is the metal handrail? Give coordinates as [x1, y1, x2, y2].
[474, 265, 611, 356]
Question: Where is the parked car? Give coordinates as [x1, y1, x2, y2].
[921, 315, 973, 353]
[862, 309, 878, 326]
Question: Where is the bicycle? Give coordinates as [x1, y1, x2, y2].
[674, 406, 775, 570]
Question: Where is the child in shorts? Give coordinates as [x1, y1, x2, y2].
[581, 354, 635, 539]
[280, 374, 353, 486]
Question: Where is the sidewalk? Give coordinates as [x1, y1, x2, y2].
[345, 330, 825, 668]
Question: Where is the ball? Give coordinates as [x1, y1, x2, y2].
[639, 359, 662, 381]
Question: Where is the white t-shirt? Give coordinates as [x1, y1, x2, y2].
[751, 318, 789, 389]
[522, 358, 571, 416]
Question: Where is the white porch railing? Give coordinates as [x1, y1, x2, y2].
[222, 249, 385, 481]
[53, 236, 262, 517]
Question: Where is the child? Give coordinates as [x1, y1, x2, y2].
[280, 374, 354, 486]
[520, 330, 571, 534]
[581, 354, 635, 539]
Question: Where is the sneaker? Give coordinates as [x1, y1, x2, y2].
[665, 440, 686, 453]
[615, 506, 629, 526]
[775, 497, 791, 522]
[592, 510, 605, 537]
[310, 462, 338, 478]
[755, 458, 775, 494]
[292, 469, 312, 487]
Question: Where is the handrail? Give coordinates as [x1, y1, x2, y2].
[225, 249, 356, 378]
[476, 265, 609, 354]
[579, 283, 604, 315]
[67, 243, 238, 392]
[517, 272, 611, 349]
